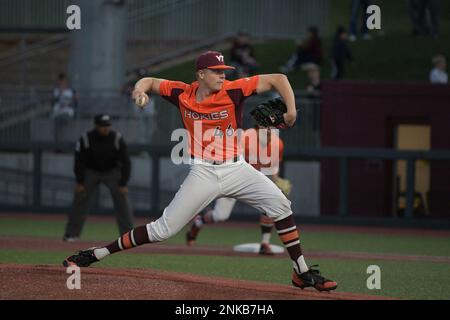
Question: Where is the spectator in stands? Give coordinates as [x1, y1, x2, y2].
[330, 26, 353, 80]
[229, 31, 259, 79]
[279, 26, 323, 73]
[63, 114, 134, 242]
[52, 73, 78, 117]
[429, 54, 448, 84]
[409, 0, 440, 37]
[304, 63, 321, 98]
[51, 73, 78, 143]
[348, 0, 372, 41]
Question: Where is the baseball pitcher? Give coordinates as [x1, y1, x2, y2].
[63, 51, 337, 292]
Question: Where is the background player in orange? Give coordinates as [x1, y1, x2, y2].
[186, 125, 292, 256]
[63, 51, 337, 292]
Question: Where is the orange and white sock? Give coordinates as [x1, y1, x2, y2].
[94, 225, 151, 260]
[274, 215, 309, 274]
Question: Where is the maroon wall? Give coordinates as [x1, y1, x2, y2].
[320, 81, 450, 218]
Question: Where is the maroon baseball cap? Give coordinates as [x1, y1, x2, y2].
[196, 51, 235, 71]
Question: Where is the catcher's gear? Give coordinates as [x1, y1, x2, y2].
[273, 176, 292, 196]
[250, 98, 287, 128]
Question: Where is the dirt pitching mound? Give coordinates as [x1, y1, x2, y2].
[0, 264, 390, 300]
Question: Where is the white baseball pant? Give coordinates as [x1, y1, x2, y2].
[146, 159, 291, 242]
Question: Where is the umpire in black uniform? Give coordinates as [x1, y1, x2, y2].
[63, 114, 134, 241]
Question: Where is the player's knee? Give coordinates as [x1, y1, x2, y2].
[266, 196, 292, 221]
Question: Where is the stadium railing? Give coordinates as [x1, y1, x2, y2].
[1, 141, 449, 222]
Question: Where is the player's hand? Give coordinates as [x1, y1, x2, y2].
[283, 111, 297, 127]
[119, 186, 128, 195]
[75, 184, 86, 193]
[132, 89, 149, 108]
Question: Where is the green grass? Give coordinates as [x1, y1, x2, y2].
[1, 218, 450, 257]
[1, 248, 449, 300]
[0, 218, 120, 241]
[2, 217, 450, 299]
[153, 0, 450, 88]
[186, 226, 450, 257]
[302, 232, 450, 257]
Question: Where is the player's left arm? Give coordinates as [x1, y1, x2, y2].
[256, 74, 297, 127]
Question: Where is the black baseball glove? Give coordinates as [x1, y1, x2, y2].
[250, 98, 288, 128]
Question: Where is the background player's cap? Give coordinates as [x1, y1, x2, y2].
[196, 51, 235, 70]
[94, 114, 112, 127]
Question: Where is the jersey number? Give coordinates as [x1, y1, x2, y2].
[214, 124, 234, 138]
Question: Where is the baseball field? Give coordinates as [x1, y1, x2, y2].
[1, 213, 449, 300]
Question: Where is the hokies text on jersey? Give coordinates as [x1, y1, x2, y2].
[184, 110, 229, 121]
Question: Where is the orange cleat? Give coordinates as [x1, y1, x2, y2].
[292, 265, 338, 292]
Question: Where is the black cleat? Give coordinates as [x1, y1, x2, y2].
[62, 247, 99, 268]
[292, 265, 338, 292]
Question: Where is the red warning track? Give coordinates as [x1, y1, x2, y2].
[0, 264, 393, 300]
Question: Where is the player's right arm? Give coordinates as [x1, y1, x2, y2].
[132, 77, 166, 107]
[134, 77, 165, 95]
[132, 77, 189, 108]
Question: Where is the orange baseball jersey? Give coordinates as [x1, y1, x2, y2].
[242, 128, 284, 174]
[159, 76, 259, 161]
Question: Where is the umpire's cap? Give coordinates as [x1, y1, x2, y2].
[94, 114, 112, 126]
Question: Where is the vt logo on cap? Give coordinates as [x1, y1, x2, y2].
[196, 51, 235, 71]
